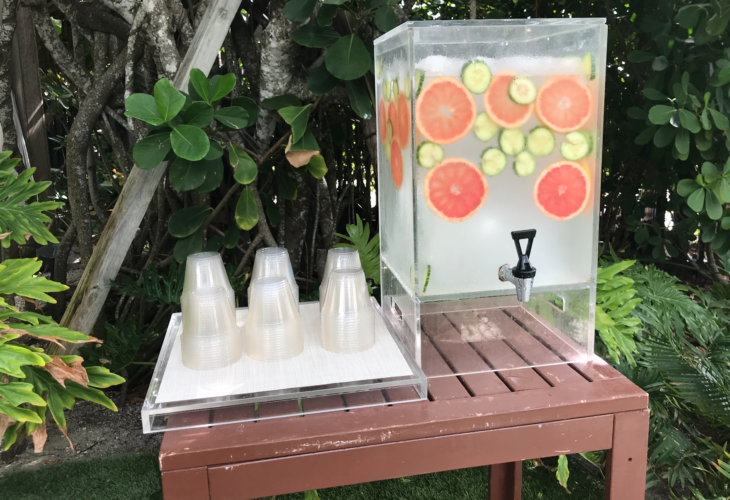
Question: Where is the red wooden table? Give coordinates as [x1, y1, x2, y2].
[158, 308, 649, 500]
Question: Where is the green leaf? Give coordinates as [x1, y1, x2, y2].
[265, 197, 280, 227]
[675, 128, 689, 156]
[3, 421, 21, 450]
[0, 400, 42, 423]
[64, 381, 117, 412]
[174, 228, 203, 263]
[719, 178, 730, 203]
[627, 107, 647, 120]
[168, 207, 211, 238]
[687, 188, 706, 212]
[678, 109, 701, 133]
[292, 26, 341, 48]
[223, 226, 240, 249]
[261, 94, 301, 110]
[677, 178, 700, 196]
[230, 145, 258, 185]
[184, 101, 214, 127]
[304, 491, 321, 500]
[652, 56, 669, 71]
[153, 78, 185, 122]
[345, 80, 372, 119]
[0, 259, 66, 302]
[169, 158, 208, 192]
[306, 154, 328, 179]
[701, 108, 712, 130]
[556, 455, 570, 491]
[0, 344, 45, 378]
[702, 161, 720, 181]
[643, 88, 668, 101]
[132, 133, 171, 170]
[278, 172, 297, 200]
[214, 107, 249, 129]
[706, 190, 723, 219]
[695, 131, 712, 151]
[279, 105, 312, 143]
[325, 35, 371, 81]
[318, 4, 338, 26]
[628, 50, 656, 63]
[308, 65, 339, 96]
[205, 140, 223, 160]
[232, 97, 260, 125]
[635, 126, 658, 145]
[210, 73, 236, 102]
[283, 0, 318, 22]
[322, 0, 348, 4]
[676, 4, 703, 29]
[189, 68, 210, 103]
[170, 124, 210, 161]
[722, 216, 730, 230]
[0, 382, 46, 406]
[648, 105, 676, 125]
[706, 2, 730, 36]
[653, 124, 677, 147]
[124, 94, 166, 126]
[235, 187, 259, 230]
[85, 366, 125, 389]
[375, 6, 399, 32]
[207, 234, 223, 252]
[289, 128, 320, 151]
[709, 108, 729, 130]
[195, 158, 224, 194]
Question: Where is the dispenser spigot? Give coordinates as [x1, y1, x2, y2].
[499, 229, 537, 302]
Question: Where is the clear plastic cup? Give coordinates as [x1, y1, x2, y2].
[321, 268, 375, 353]
[245, 276, 304, 361]
[249, 247, 299, 306]
[319, 248, 361, 310]
[182, 252, 235, 311]
[181, 286, 243, 370]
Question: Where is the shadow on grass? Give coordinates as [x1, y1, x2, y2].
[0, 453, 605, 500]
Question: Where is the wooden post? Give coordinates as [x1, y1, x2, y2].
[10, 4, 52, 184]
[604, 410, 650, 500]
[59, 0, 243, 339]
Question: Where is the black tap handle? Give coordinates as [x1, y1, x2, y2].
[510, 229, 536, 279]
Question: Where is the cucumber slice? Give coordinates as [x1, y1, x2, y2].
[415, 69, 425, 97]
[385, 120, 394, 160]
[404, 75, 411, 99]
[417, 142, 444, 168]
[474, 112, 499, 142]
[499, 128, 526, 156]
[383, 80, 392, 101]
[508, 77, 537, 104]
[583, 52, 596, 81]
[392, 80, 400, 99]
[481, 147, 507, 176]
[376, 59, 383, 80]
[560, 131, 593, 160]
[527, 126, 555, 156]
[513, 151, 536, 177]
[385, 139, 392, 161]
[461, 61, 492, 94]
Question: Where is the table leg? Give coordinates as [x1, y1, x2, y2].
[605, 410, 650, 500]
[489, 461, 522, 500]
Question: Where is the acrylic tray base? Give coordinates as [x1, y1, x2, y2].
[142, 298, 427, 433]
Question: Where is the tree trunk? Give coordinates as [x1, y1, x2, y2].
[0, 0, 18, 153]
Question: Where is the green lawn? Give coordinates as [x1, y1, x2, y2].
[0, 453, 605, 500]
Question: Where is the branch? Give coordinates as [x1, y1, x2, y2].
[73, 3, 131, 42]
[101, 0, 138, 24]
[143, 0, 181, 79]
[235, 233, 262, 275]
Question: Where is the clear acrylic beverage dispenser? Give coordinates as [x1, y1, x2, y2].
[374, 19, 607, 379]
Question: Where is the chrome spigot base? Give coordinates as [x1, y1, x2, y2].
[499, 264, 535, 303]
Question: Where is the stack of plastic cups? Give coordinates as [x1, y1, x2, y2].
[319, 247, 361, 311]
[249, 247, 299, 307]
[182, 252, 235, 312]
[321, 268, 375, 353]
[181, 286, 243, 370]
[246, 277, 304, 361]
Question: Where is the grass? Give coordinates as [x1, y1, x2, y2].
[0, 453, 605, 500]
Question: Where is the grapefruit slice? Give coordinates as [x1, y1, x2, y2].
[533, 161, 590, 221]
[424, 158, 488, 223]
[378, 98, 387, 144]
[388, 101, 400, 147]
[391, 137, 403, 189]
[397, 92, 411, 146]
[484, 75, 533, 128]
[415, 78, 476, 145]
[535, 77, 592, 133]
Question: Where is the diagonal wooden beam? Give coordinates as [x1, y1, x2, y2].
[60, 0, 243, 340]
